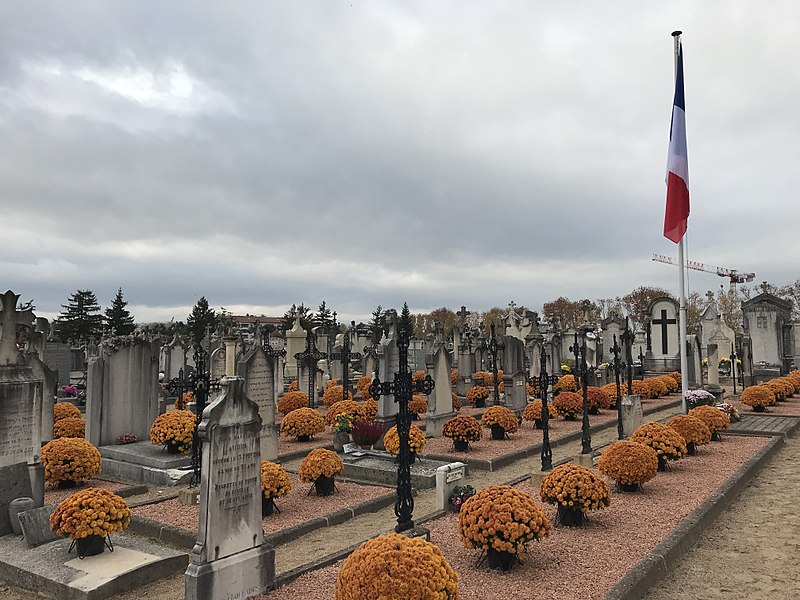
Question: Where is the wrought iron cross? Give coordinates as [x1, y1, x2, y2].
[368, 329, 434, 533]
[621, 317, 634, 395]
[530, 354, 559, 472]
[569, 332, 592, 455]
[609, 334, 625, 440]
[488, 322, 504, 404]
[330, 332, 361, 403]
[166, 345, 220, 487]
[294, 333, 327, 407]
[730, 342, 737, 396]
[638, 347, 646, 380]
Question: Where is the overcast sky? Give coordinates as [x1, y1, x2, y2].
[1, 1, 797, 325]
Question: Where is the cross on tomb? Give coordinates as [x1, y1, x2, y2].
[330, 332, 361, 403]
[456, 306, 470, 325]
[652, 309, 677, 354]
[488, 322, 504, 404]
[295, 333, 327, 407]
[0, 290, 34, 366]
[609, 334, 626, 440]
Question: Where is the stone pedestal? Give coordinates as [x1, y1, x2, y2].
[185, 544, 274, 600]
[573, 453, 594, 468]
[621, 394, 643, 437]
[425, 412, 457, 438]
[434, 462, 466, 512]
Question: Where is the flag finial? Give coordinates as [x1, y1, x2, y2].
[671, 30, 682, 37]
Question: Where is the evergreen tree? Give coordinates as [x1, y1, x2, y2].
[56, 290, 103, 343]
[398, 302, 414, 339]
[187, 297, 217, 346]
[313, 301, 335, 330]
[281, 303, 313, 331]
[369, 305, 384, 343]
[104, 288, 136, 336]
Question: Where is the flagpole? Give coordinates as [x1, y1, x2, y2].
[673, 30, 689, 413]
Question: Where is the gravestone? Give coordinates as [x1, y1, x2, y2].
[167, 339, 189, 380]
[237, 346, 278, 462]
[502, 336, 527, 414]
[0, 290, 44, 512]
[185, 376, 274, 600]
[425, 344, 456, 437]
[706, 343, 721, 388]
[0, 462, 34, 536]
[686, 334, 703, 388]
[361, 347, 378, 379]
[648, 296, 680, 369]
[210, 346, 226, 381]
[435, 462, 466, 511]
[283, 314, 307, 378]
[456, 346, 476, 396]
[86, 337, 160, 447]
[742, 292, 794, 372]
[621, 395, 643, 437]
[376, 313, 400, 427]
[601, 315, 626, 362]
[18, 503, 60, 546]
[44, 341, 72, 389]
[699, 296, 719, 357]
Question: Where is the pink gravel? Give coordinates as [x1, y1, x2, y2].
[278, 430, 334, 458]
[733, 396, 800, 416]
[131, 473, 392, 536]
[44, 478, 130, 505]
[423, 396, 679, 460]
[262, 434, 768, 600]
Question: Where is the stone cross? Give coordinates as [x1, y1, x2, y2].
[0, 290, 33, 367]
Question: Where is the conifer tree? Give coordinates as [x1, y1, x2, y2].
[187, 297, 217, 346]
[56, 290, 103, 343]
[398, 302, 414, 339]
[104, 288, 136, 336]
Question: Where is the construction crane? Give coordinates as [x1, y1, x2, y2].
[652, 254, 755, 293]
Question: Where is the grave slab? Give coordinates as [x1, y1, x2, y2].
[18, 503, 60, 547]
[341, 451, 454, 489]
[98, 442, 192, 486]
[0, 462, 34, 536]
[0, 530, 188, 600]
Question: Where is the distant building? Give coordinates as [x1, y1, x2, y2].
[231, 314, 283, 341]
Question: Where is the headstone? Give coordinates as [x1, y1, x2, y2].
[502, 336, 527, 414]
[185, 376, 274, 600]
[699, 297, 719, 357]
[425, 344, 456, 437]
[0, 462, 34, 535]
[648, 296, 680, 368]
[210, 346, 226, 380]
[742, 292, 794, 372]
[44, 341, 72, 388]
[237, 346, 278, 462]
[376, 314, 400, 426]
[456, 346, 476, 396]
[18, 503, 60, 547]
[86, 338, 160, 447]
[620, 395, 643, 437]
[361, 347, 378, 379]
[706, 343, 720, 387]
[283, 314, 307, 378]
[0, 290, 44, 510]
[686, 334, 703, 388]
[435, 462, 466, 512]
[167, 339, 189, 380]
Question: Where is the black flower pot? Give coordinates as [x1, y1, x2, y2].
[753, 405, 766, 413]
[314, 475, 335, 497]
[75, 534, 106, 558]
[533, 418, 543, 430]
[711, 431, 720, 441]
[410, 413, 419, 421]
[620, 483, 639, 492]
[686, 442, 696, 456]
[58, 479, 78, 489]
[297, 435, 311, 442]
[475, 398, 486, 408]
[165, 441, 181, 454]
[490, 424, 506, 440]
[453, 440, 469, 452]
[262, 497, 275, 517]
[657, 456, 668, 472]
[486, 548, 517, 572]
[557, 504, 585, 527]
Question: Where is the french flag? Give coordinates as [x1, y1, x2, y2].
[664, 41, 689, 244]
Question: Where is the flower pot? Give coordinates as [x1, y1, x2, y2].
[57, 479, 78, 489]
[262, 497, 275, 517]
[533, 418, 543, 430]
[333, 431, 350, 453]
[314, 475, 335, 497]
[475, 399, 486, 408]
[686, 442, 696, 456]
[619, 483, 639, 492]
[486, 547, 517, 571]
[711, 431, 721, 441]
[75, 534, 106, 558]
[753, 405, 766, 413]
[453, 440, 469, 452]
[557, 504, 585, 527]
[657, 456, 668, 472]
[297, 435, 312, 442]
[165, 441, 181, 454]
[410, 413, 419, 421]
[410, 452, 417, 464]
[490, 424, 506, 440]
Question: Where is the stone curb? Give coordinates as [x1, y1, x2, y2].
[603, 433, 785, 600]
[128, 491, 396, 551]
[726, 415, 800, 438]
[271, 508, 448, 590]
[425, 399, 682, 471]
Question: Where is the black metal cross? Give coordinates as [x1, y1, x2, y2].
[569, 331, 592, 455]
[166, 345, 220, 487]
[530, 355, 559, 472]
[609, 334, 625, 440]
[294, 333, 327, 407]
[330, 332, 361, 403]
[621, 317, 634, 396]
[730, 342, 737, 396]
[652, 309, 677, 354]
[488, 322, 504, 404]
[638, 347, 646, 380]
[368, 329, 434, 533]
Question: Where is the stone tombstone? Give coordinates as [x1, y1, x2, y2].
[601, 315, 626, 361]
[699, 299, 720, 356]
[621, 394, 643, 437]
[44, 341, 72, 388]
[237, 346, 278, 462]
[648, 296, 680, 359]
[26, 351, 56, 444]
[706, 343, 720, 387]
[502, 336, 527, 413]
[283, 314, 307, 378]
[425, 344, 455, 437]
[435, 462, 466, 511]
[329, 342, 343, 382]
[17, 503, 60, 546]
[742, 293, 794, 371]
[86, 338, 160, 447]
[0, 462, 34, 535]
[456, 346, 476, 396]
[686, 334, 703, 389]
[210, 346, 226, 381]
[376, 320, 400, 425]
[185, 376, 273, 600]
[0, 290, 45, 510]
[168, 339, 189, 380]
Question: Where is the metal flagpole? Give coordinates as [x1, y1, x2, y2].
[673, 30, 689, 413]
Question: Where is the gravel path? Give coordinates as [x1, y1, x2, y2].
[643, 433, 800, 600]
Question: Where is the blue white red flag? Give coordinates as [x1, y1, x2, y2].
[664, 42, 689, 243]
